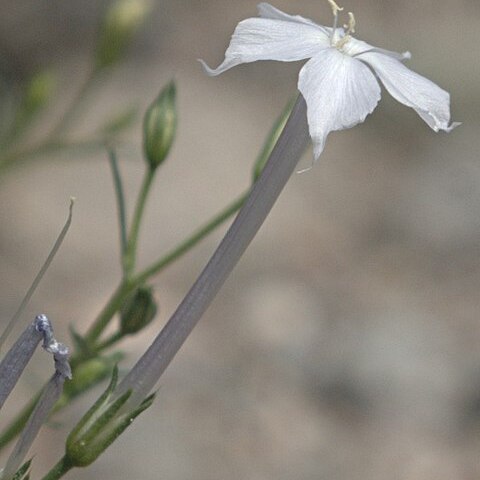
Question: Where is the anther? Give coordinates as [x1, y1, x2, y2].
[344, 12, 356, 35]
[327, 0, 344, 16]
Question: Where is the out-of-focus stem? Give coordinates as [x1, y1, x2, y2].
[0, 139, 102, 174]
[48, 70, 98, 140]
[117, 95, 309, 405]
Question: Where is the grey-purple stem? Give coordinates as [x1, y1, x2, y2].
[0, 315, 71, 479]
[0, 324, 42, 412]
[116, 94, 309, 406]
[1, 373, 65, 480]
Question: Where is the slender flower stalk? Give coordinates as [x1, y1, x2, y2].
[115, 94, 309, 406]
[123, 169, 155, 275]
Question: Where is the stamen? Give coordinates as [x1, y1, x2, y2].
[336, 12, 356, 50]
[327, 0, 344, 43]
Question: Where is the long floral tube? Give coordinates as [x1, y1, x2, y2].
[1, 372, 66, 480]
[116, 94, 309, 405]
[0, 323, 42, 412]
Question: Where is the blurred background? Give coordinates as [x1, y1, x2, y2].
[0, 0, 479, 479]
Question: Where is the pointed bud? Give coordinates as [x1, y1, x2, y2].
[143, 82, 177, 170]
[95, 0, 151, 70]
[58, 355, 123, 409]
[120, 286, 157, 335]
[65, 367, 155, 467]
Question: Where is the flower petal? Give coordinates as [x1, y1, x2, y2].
[257, 2, 328, 32]
[200, 14, 330, 76]
[357, 51, 460, 132]
[298, 49, 381, 159]
[344, 36, 411, 61]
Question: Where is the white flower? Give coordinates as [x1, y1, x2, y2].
[200, 1, 460, 160]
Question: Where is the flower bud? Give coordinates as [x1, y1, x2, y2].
[143, 82, 177, 170]
[66, 367, 154, 467]
[59, 355, 121, 408]
[120, 286, 157, 335]
[95, 0, 151, 70]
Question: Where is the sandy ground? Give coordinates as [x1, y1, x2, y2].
[1, 1, 480, 479]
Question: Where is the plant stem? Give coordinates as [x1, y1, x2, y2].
[80, 180, 250, 348]
[48, 69, 98, 140]
[84, 280, 136, 344]
[123, 169, 155, 275]
[85, 189, 248, 343]
[0, 139, 101, 174]
[0, 200, 74, 352]
[108, 149, 128, 259]
[116, 95, 309, 405]
[95, 331, 124, 352]
[40, 456, 74, 480]
[0, 400, 36, 452]
[2, 373, 65, 479]
[135, 190, 248, 284]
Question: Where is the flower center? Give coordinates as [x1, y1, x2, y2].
[327, 0, 356, 52]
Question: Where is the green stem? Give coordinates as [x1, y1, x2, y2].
[108, 149, 128, 258]
[0, 167, 248, 455]
[48, 69, 98, 140]
[135, 190, 249, 285]
[86, 189, 248, 343]
[84, 280, 136, 344]
[0, 139, 102, 174]
[40, 455, 74, 480]
[123, 169, 155, 275]
[95, 331, 124, 352]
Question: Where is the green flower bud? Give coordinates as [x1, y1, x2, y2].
[120, 286, 157, 335]
[64, 356, 117, 397]
[143, 82, 177, 170]
[66, 367, 155, 467]
[95, 0, 151, 70]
